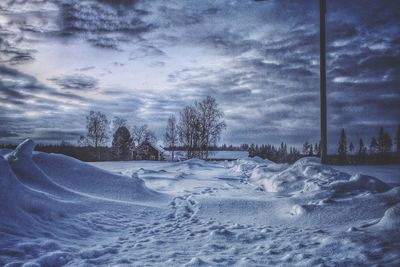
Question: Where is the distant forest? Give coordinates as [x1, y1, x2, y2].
[1, 125, 399, 165]
[1, 93, 399, 166]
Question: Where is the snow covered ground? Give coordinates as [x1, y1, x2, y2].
[331, 165, 400, 186]
[1, 140, 399, 266]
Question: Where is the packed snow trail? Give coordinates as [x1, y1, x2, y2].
[1, 140, 400, 266]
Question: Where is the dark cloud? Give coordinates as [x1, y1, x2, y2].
[329, 22, 358, 41]
[0, 129, 19, 138]
[60, 0, 155, 50]
[0, 0, 59, 64]
[0, 65, 52, 96]
[0, 64, 89, 136]
[48, 75, 98, 91]
[0, 65, 88, 100]
[0, 34, 35, 65]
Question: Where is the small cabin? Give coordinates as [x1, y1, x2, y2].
[163, 150, 249, 161]
[135, 141, 165, 161]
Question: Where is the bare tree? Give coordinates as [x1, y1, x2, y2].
[178, 105, 200, 159]
[195, 96, 226, 159]
[177, 96, 226, 160]
[164, 115, 178, 160]
[131, 124, 157, 146]
[84, 110, 110, 160]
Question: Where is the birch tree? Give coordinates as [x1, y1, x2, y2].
[164, 115, 178, 160]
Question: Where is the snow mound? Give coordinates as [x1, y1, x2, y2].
[32, 149, 162, 202]
[330, 174, 391, 195]
[376, 203, 400, 230]
[5, 139, 76, 197]
[292, 156, 321, 167]
[184, 257, 210, 266]
[249, 157, 392, 197]
[290, 204, 316, 216]
[13, 138, 35, 157]
[230, 156, 277, 174]
[0, 151, 79, 230]
[378, 186, 400, 204]
[0, 139, 162, 227]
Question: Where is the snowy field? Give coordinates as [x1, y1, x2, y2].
[1, 140, 400, 266]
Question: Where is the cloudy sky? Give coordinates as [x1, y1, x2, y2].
[0, 0, 399, 152]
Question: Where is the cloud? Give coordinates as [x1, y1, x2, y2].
[0, 0, 399, 149]
[59, 0, 155, 50]
[0, 0, 59, 64]
[48, 75, 98, 91]
[0, 129, 19, 138]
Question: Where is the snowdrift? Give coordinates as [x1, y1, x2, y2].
[230, 156, 287, 177]
[0, 139, 162, 230]
[0, 145, 81, 234]
[376, 202, 400, 230]
[33, 150, 161, 202]
[243, 157, 392, 197]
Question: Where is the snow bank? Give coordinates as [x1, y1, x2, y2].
[0, 139, 162, 228]
[0, 139, 167, 265]
[32, 150, 162, 202]
[230, 156, 279, 175]
[330, 174, 391, 195]
[5, 139, 76, 197]
[234, 157, 392, 197]
[0, 147, 79, 231]
[376, 203, 400, 230]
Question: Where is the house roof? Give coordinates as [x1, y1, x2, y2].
[163, 150, 249, 160]
[138, 141, 165, 154]
[151, 143, 165, 154]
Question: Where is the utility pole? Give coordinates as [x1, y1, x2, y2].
[319, 0, 328, 164]
[254, 0, 328, 163]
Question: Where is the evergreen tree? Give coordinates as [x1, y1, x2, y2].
[357, 138, 366, 163]
[309, 145, 314, 156]
[383, 132, 392, 152]
[369, 137, 378, 153]
[278, 142, 287, 162]
[378, 127, 385, 152]
[377, 127, 392, 152]
[338, 128, 347, 163]
[378, 127, 384, 152]
[349, 142, 354, 154]
[112, 126, 132, 160]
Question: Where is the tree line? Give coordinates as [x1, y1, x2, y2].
[244, 143, 301, 164]
[335, 126, 400, 164]
[78, 111, 157, 161]
[76, 96, 226, 161]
